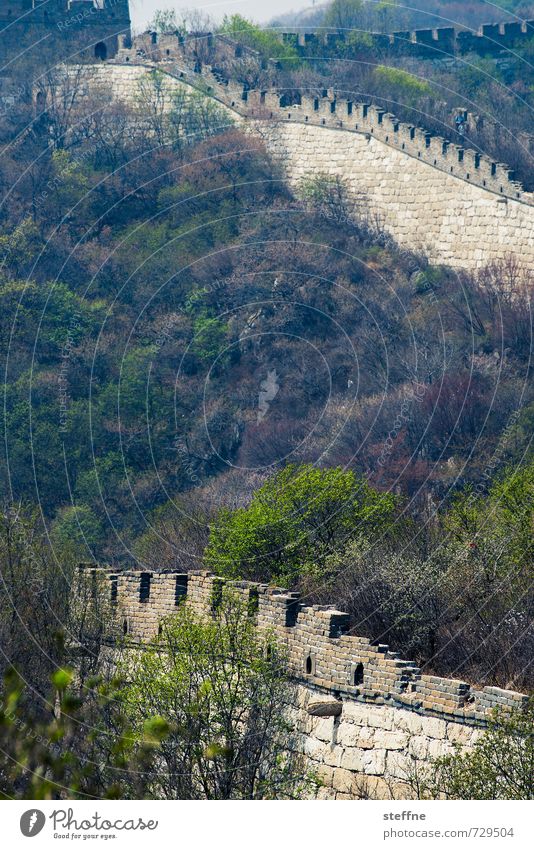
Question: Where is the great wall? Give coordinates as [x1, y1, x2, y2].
[1, 6, 531, 799]
[75, 28, 534, 271]
[83, 566, 528, 800]
[0, 0, 131, 65]
[2, 8, 534, 268]
[280, 19, 534, 59]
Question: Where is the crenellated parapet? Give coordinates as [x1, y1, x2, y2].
[280, 19, 534, 59]
[86, 566, 528, 728]
[107, 33, 533, 207]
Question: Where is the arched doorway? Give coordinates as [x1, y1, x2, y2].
[94, 42, 108, 61]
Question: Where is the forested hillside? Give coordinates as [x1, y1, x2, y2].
[272, 0, 534, 31]
[0, 24, 533, 692]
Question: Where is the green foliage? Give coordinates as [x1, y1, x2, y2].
[320, 537, 450, 663]
[419, 698, 534, 800]
[0, 668, 169, 800]
[341, 30, 374, 51]
[119, 593, 307, 799]
[219, 15, 300, 63]
[446, 461, 534, 581]
[374, 65, 433, 103]
[148, 8, 182, 34]
[50, 504, 103, 559]
[324, 0, 364, 32]
[457, 57, 504, 98]
[0, 219, 42, 278]
[206, 464, 398, 583]
[192, 314, 229, 361]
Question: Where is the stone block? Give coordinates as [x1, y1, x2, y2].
[340, 747, 364, 771]
[314, 764, 335, 788]
[362, 749, 387, 775]
[358, 727, 376, 749]
[447, 723, 477, 745]
[317, 786, 337, 800]
[420, 716, 447, 740]
[428, 738, 454, 760]
[307, 700, 342, 717]
[336, 722, 360, 747]
[332, 767, 357, 794]
[323, 745, 344, 768]
[396, 711, 423, 735]
[366, 706, 395, 730]
[386, 751, 412, 781]
[408, 735, 430, 759]
[303, 736, 328, 761]
[313, 717, 335, 742]
[361, 775, 395, 800]
[341, 701, 369, 725]
[373, 730, 409, 750]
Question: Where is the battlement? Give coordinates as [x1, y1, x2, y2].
[109, 33, 532, 206]
[280, 19, 534, 59]
[86, 567, 528, 727]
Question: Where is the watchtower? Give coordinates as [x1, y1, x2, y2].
[0, 0, 131, 68]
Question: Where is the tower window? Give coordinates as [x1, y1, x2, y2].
[175, 575, 188, 605]
[110, 575, 118, 606]
[139, 573, 151, 603]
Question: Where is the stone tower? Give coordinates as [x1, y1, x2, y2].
[0, 0, 131, 68]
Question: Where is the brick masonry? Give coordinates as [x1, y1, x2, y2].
[74, 31, 534, 272]
[86, 567, 528, 800]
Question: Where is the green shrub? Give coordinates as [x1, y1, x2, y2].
[205, 463, 398, 583]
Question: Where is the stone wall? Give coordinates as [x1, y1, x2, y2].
[281, 19, 534, 60]
[81, 48, 534, 271]
[88, 567, 527, 800]
[252, 119, 534, 269]
[289, 684, 480, 800]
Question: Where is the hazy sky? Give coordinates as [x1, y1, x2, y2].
[128, 0, 314, 30]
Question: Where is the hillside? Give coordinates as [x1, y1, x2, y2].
[0, 2, 533, 807]
[272, 0, 534, 30]
[0, 49, 531, 689]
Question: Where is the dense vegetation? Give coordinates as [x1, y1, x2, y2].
[273, 0, 534, 32]
[0, 6, 533, 801]
[0, 563, 303, 799]
[0, 56, 532, 687]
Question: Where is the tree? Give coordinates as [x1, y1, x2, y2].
[373, 65, 433, 106]
[0, 507, 71, 704]
[134, 493, 214, 571]
[119, 593, 306, 799]
[324, 0, 364, 34]
[134, 71, 233, 152]
[205, 464, 397, 583]
[0, 508, 113, 706]
[0, 667, 169, 800]
[148, 9, 182, 34]
[167, 87, 233, 154]
[419, 698, 534, 800]
[219, 15, 300, 63]
[50, 504, 103, 560]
